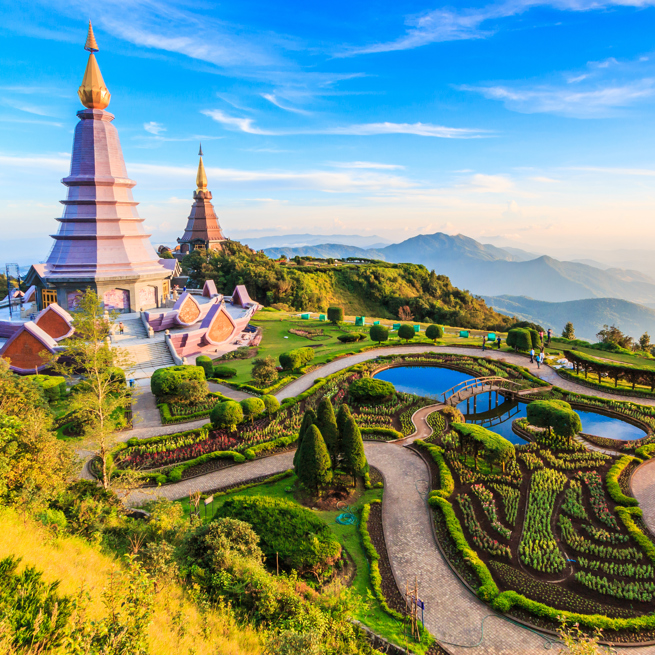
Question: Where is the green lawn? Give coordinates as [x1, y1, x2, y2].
[545, 343, 655, 370]
[177, 473, 432, 654]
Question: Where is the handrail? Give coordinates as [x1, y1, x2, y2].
[440, 376, 514, 402]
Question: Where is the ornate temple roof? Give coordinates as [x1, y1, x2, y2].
[178, 146, 226, 249]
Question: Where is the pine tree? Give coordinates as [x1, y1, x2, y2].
[341, 415, 368, 487]
[293, 408, 316, 468]
[316, 397, 339, 467]
[296, 424, 333, 493]
[337, 403, 351, 441]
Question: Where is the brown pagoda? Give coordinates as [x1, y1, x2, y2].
[177, 146, 227, 255]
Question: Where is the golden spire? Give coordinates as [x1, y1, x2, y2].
[196, 144, 208, 191]
[78, 21, 111, 110]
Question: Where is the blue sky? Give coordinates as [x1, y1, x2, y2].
[1, 0, 655, 265]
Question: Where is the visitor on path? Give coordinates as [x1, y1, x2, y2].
[536, 353, 541, 368]
[547, 328, 552, 346]
[118, 322, 124, 335]
[482, 336, 486, 351]
[539, 331, 544, 344]
[530, 348, 535, 363]
[496, 336, 502, 349]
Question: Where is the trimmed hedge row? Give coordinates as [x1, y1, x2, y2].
[606, 456, 640, 507]
[415, 440, 454, 499]
[360, 501, 404, 621]
[616, 506, 655, 565]
[158, 392, 230, 424]
[236, 374, 299, 396]
[243, 434, 297, 460]
[205, 469, 294, 503]
[163, 450, 245, 484]
[361, 427, 403, 440]
[636, 444, 655, 459]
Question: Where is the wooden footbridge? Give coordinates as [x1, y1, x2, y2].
[441, 376, 552, 407]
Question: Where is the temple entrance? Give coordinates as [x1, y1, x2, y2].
[103, 288, 130, 312]
[139, 286, 157, 310]
[41, 289, 57, 309]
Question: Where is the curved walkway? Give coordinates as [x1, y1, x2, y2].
[631, 458, 655, 536]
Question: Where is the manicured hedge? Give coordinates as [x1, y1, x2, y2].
[151, 365, 206, 399]
[349, 377, 395, 404]
[279, 347, 315, 371]
[158, 392, 229, 424]
[214, 495, 341, 571]
[616, 506, 655, 564]
[195, 355, 213, 379]
[165, 450, 245, 483]
[28, 374, 67, 402]
[450, 422, 515, 469]
[606, 455, 640, 507]
[361, 427, 403, 440]
[237, 374, 299, 396]
[243, 434, 297, 460]
[415, 440, 454, 499]
[527, 400, 582, 440]
[636, 444, 655, 459]
[211, 365, 237, 379]
[337, 333, 365, 343]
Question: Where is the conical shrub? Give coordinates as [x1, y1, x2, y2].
[296, 424, 333, 493]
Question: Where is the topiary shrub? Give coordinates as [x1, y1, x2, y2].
[279, 347, 315, 371]
[337, 333, 365, 343]
[425, 324, 444, 342]
[327, 306, 344, 324]
[527, 400, 581, 441]
[195, 355, 213, 379]
[349, 377, 395, 404]
[240, 397, 265, 423]
[398, 324, 415, 342]
[212, 365, 237, 379]
[369, 324, 389, 344]
[262, 394, 280, 416]
[214, 495, 341, 573]
[506, 328, 532, 352]
[151, 365, 206, 401]
[210, 400, 243, 431]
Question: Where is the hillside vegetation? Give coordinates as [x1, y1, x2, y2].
[183, 241, 516, 330]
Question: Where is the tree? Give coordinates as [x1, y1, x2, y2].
[296, 424, 333, 493]
[336, 403, 351, 439]
[240, 397, 265, 423]
[195, 355, 213, 379]
[262, 394, 280, 416]
[561, 322, 575, 339]
[327, 307, 344, 324]
[340, 416, 368, 487]
[369, 324, 389, 345]
[159, 249, 174, 259]
[252, 356, 278, 387]
[294, 409, 316, 468]
[527, 400, 582, 442]
[640, 332, 651, 351]
[506, 328, 532, 352]
[210, 401, 243, 431]
[398, 306, 414, 321]
[398, 324, 415, 343]
[596, 324, 633, 350]
[151, 365, 207, 402]
[46, 290, 133, 491]
[425, 324, 444, 342]
[315, 397, 339, 466]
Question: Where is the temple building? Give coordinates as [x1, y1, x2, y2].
[177, 146, 227, 256]
[24, 23, 171, 313]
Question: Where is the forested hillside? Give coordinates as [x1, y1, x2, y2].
[182, 241, 517, 330]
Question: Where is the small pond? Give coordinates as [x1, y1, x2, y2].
[375, 365, 647, 444]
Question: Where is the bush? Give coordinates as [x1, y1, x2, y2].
[506, 328, 532, 352]
[244, 434, 297, 460]
[252, 356, 278, 387]
[425, 324, 444, 342]
[416, 440, 454, 498]
[151, 365, 206, 400]
[262, 394, 280, 416]
[327, 307, 343, 324]
[527, 400, 581, 441]
[279, 347, 315, 371]
[369, 325, 389, 344]
[210, 401, 243, 431]
[337, 333, 365, 343]
[240, 397, 265, 423]
[28, 375, 66, 402]
[195, 355, 213, 379]
[607, 456, 640, 507]
[212, 365, 237, 379]
[349, 377, 395, 404]
[398, 324, 415, 342]
[214, 496, 341, 572]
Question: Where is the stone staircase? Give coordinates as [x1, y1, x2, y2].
[124, 341, 174, 369]
[114, 317, 148, 340]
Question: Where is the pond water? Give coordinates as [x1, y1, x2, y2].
[375, 365, 646, 444]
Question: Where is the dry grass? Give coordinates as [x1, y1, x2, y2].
[0, 507, 263, 655]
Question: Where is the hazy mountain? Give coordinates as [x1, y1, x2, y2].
[265, 244, 386, 260]
[483, 295, 655, 342]
[495, 246, 542, 261]
[238, 233, 392, 251]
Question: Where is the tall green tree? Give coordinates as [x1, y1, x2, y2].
[562, 322, 575, 340]
[293, 408, 316, 468]
[296, 424, 333, 493]
[336, 403, 352, 440]
[640, 332, 651, 351]
[341, 416, 368, 487]
[315, 397, 339, 466]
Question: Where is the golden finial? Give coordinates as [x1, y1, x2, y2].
[196, 144, 208, 191]
[78, 22, 111, 110]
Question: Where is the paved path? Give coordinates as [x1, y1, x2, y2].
[397, 403, 443, 444]
[574, 434, 621, 456]
[631, 459, 655, 536]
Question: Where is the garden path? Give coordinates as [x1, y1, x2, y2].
[630, 458, 655, 535]
[276, 345, 655, 407]
[395, 403, 444, 444]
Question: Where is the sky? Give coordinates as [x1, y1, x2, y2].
[1, 0, 655, 265]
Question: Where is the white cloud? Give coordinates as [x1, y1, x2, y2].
[202, 109, 488, 138]
[261, 94, 312, 115]
[330, 161, 405, 170]
[568, 166, 655, 176]
[144, 121, 166, 135]
[461, 79, 655, 117]
[468, 173, 514, 193]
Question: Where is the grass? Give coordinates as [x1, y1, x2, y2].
[545, 343, 655, 370]
[559, 367, 655, 395]
[177, 473, 432, 654]
[0, 506, 263, 655]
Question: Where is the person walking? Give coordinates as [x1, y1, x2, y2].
[118, 321, 124, 335]
[529, 347, 535, 363]
[482, 335, 486, 351]
[539, 330, 544, 344]
[536, 352, 541, 369]
[547, 328, 552, 346]
[496, 336, 502, 350]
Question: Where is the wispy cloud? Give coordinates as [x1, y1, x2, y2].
[467, 173, 514, 193]
[262, 93, 312, 115]
[330, 161, 405, 170]
[144, 121, 166, 135]
[568, 166, 655, 176]
[460, 79, 655, 117]
[340, 0, 655, 56]
[202, 109, 489, 138]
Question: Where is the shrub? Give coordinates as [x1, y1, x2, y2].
[636, 444, 655, 459]
[416, 440, 454, 498]
[262, 394, 280, 416]
[425, 324, 444, 342]
[327, 307, 343, 324]
[341, 415, 368, 486]
[398, 324, 415, 342]
[240, 397, 265, 423]
[349, 377, 395, 404]
[195, 355, 213, 379]
[337, 332, 365, 343]
[210, 401, 243, 431]
[212, 365, 237, 379]
[316, 397, 339, 464]
[527, 400, 581, 441]
[252, 356, 278, 387]
[214, 496, 341, 572]
[450, 423, 515, 472]
[606, 456, 640, 507]
[27, 375, 66, 402]
[296, 424, 333, 492]
[506, 328, 532, 352]
[151, 365, 206, 400]
[369, 325, 389, 344]
[279, 347, 315, 371]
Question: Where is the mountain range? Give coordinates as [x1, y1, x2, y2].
[263, 232, 655, 339]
